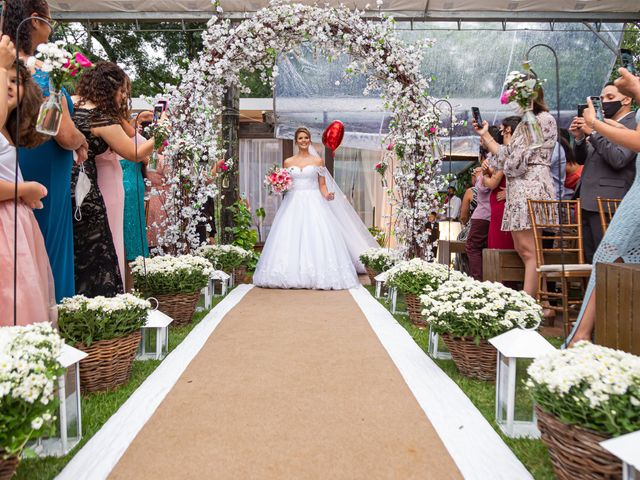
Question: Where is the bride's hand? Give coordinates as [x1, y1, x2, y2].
[325, 191, 335, 201]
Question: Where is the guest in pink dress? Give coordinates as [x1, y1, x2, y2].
[95, 148, 125, 282]
[146, 154, 169, 250]
[0, 57, 56, 325]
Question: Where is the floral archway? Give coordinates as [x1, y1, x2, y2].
[161, 0, 445, 258]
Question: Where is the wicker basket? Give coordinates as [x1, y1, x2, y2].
[536, 407, 622, 480]
[76, 331, 141, 394]
[365, 266, 379, 286]
[155, 291, 201, 327]
[0, 451, 19, 480]
[441, 334, 497, 381]
[233, 266, 247, 285]
[404, 293, 427, 328]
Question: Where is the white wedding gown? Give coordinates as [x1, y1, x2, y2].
[253, 165, 362, 290]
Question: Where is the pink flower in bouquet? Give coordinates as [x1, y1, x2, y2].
[500, 90, 513, 105]
[75, 52, 93, 68]
[429, 126, 437, 134]
[375, 163, 382, 170]
[220, 163, 229, 171]
[386, 143, 393, 151]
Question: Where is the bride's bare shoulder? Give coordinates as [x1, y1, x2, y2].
[283, 156, 296, 167]
[310, 156, 324, 166]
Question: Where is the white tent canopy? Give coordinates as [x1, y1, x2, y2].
[50, 0, 640, 21]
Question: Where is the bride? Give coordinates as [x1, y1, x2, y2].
[253, 127, 378, 290]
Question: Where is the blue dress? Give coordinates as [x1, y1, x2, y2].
[566, 109, 640, 344]
[19, 70, 75, 302]
[120, 160, 149, 260]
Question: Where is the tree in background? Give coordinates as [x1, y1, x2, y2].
[55, 21, 272, 98]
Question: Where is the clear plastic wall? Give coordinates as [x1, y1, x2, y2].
[274, 22, 624, 157]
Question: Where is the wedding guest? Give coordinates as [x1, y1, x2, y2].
[5, 0, 88, 302]
[566, 68, 640, 346]
[0, 50, 55, 325]
[146, 152, 169, 250]
[453, 171, 478, 274]
[484, 117, 519, 250]
[71, 62, 155, 297]
[466, 126, 503, 280]
[426, 211, 439, 261]
[474, 85, 557, 298]
[568, 82, 637, 263]
[444, 186, 461, 220]
[120, 130, 150, 290]
[466, 166, 491, 279]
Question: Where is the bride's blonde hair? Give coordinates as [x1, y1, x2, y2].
[294, 127, 312, 143]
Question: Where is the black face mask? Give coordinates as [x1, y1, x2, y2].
[602, 100, 623, 119]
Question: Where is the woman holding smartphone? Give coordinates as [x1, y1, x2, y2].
[565, 67, 640, 346]
[472, 89, 557, 299]
[71, 62, 156, 297]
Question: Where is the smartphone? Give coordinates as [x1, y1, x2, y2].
[590, 96, 604, 122]
[153, 104, 164, 123]
[0, 0, 6, 34]
[471, 107, 483, 127]
[577, 104, 588, 118]
[158, 100, 168, 111]
[620, 49, 637, 75]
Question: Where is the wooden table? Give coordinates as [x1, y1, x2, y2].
[437, 240, 466, 265]
[596, 263, 640, 355]
[482, 249, 579, 283]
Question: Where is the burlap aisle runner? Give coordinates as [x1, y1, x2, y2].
[109, 288, 462, 479]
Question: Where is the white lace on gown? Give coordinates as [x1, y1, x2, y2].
[252, 165, 360, 290]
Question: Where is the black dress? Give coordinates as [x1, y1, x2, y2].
[70, 108, 124, 297]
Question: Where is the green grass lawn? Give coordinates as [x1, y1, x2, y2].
[15, 297, 224, 480]
[373, 286, 556, 480]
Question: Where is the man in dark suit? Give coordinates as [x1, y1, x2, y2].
[569, 83, 637, 263]
[426, 211, 439, 261]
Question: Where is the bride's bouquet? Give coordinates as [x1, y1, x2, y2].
[264, 165, 293, 195]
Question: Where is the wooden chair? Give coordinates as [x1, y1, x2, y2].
[596, 197, 622, 234]
[527, 200, 593, 338]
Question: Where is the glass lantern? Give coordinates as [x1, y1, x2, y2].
[32, 344, 87, 457]
[209, 270, 231, 298]
[601, 431, 640, 480]
[374, 272, 388, 299]
[137, 304, 173, 361]
[427, 324, 451, 360]
[489, 328, 555, 439]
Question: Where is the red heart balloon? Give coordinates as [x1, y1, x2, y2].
[322, 120, 344, 153]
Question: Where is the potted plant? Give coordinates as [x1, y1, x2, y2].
[527, 342, 640, 480]
[0, 323, 63, 478]
[197, 244, 253, 285]
[368, 226, 386, 247]
[359, 247, 399, 284]
[131, 254, 213, 326]
[385, 258, 467, 327]
[58, 294, 150, 393]
[421, 279, 542, 380]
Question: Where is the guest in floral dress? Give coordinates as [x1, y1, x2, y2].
[473, 88, 557, 297]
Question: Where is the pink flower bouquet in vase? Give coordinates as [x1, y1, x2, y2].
[264, 165, 293, 195]
[500, 70, 546, 149]
[29, 43, 93, 136]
